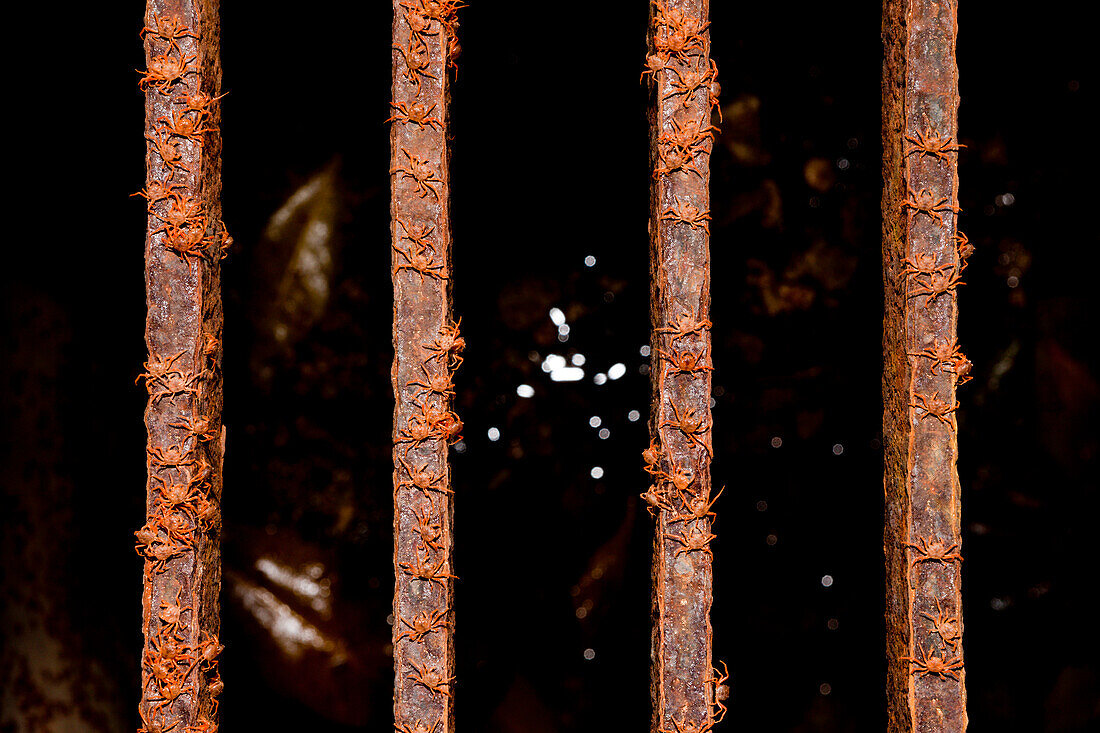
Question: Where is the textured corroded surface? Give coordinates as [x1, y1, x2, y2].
[391, 2, 462, 732]
[644, 1, 725, 731]
[883, 0, 968, 729]
[137, 0, 225, 729]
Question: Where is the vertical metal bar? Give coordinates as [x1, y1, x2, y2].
[883, 0, 969, 729]
[643, 1, 725, 731]
[390, 2, 463, 732]
[135, 1, 227, 731]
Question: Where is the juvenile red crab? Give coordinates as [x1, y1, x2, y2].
[398, 454, 451, 496]
[673, 485, 723, 524]
[137, 350, 186, 387]
[407, 364, 455, 401]
[146, 133, 190, 175]
[922, 596, 962, 653]
[388, 100, 444, 130]
[141, 15, 198, 54]
[642, 437, 665, 475]
[907, 536, 964, 568]
[660, 400, 712, 456]
[641, 52, 673, 84]
[132, 179, 183, 207]
[169, 413, 219, 443]
[152, 475, 201, 514]
[665, 524, 717, 559]
[395, 720, 440, 733]
[397, 608, 450, 643]
[158, 586, 193, 637]
[903, 644, 964, 680]
[392, 148, 443, 199]
[399, 550, 457, 589]
[157, 110, 209, 145]
[904, 130, 966, 163]
[393, 37, 437, 95]
[148, 444, 196, 472]
[138, 53, 196, 92]
[663, 59, 719, 109]
[396, 414, 436, 455]
[910, 337, 971, 383]
[911, 392, 959, 428]
[658, 344, 713, 379]
[423, 318, 466, 370]
[412, 499, 445, 552]
[397, 219, 436, 249]
[175, 89, 227, 118]
[901, 186, 961, 226]
[658, 713, 714, 733]
[641, 483, 674, 516]
[149, 370, 202, 404]
[908, 268, 965, 306]
[660, 196, 712, 233]
[407, 660, 455, 699]
[657, 311, 712, 340]
[393, 241, 448, 283]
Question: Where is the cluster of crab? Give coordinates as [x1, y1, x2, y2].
[899, 128, 974, 437]
[655, 662, 730, 733]
[898, 229, 972, 309]
[644, 0, 721, 180]
[135, 348, 221, 570]
[901, 536, 965, 682]
[393, 216, 448, 284]
[134, 344, 223, 727]
[391, 320, 464, 722]
[640, 309, 717, 533]
[136, 14, 230, 270]
[139, 619, 223, 733]
[903, 594, 964, 683]
[393, 0, 463, 96]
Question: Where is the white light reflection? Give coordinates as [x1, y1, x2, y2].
[549, 307, 566, 326]
[590, 466, 604, 479]
[608, 363, 626, 380]
[255, 558, 331, 616]
[516, 384, 535, 398]
[543, 354, 566, 372]
[627, 410, 640, 422]
[598, 428, 610, 440]
[589, 416, 602, 428]
[584, 255, 597, 267]
[550, 367, 584, 382]
[640, 345, 651, 357]
[593, 373, 608, 385]
[572, 353, 586, 366]
[487, 427, 500, 441]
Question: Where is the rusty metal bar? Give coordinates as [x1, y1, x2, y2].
[390, 2, 463, 732]
[643, 1, 725, 731]
[883, 0, 969, 729]
[135, 1, 226, 730]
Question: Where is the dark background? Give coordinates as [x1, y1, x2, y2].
[3, 2, 1097, 731]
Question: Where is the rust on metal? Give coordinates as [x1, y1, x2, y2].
[883, 0, 968, 730]
[391, 2, 463, 732]
[136, 1, 227, 730]
[644, 1, 725, 731]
